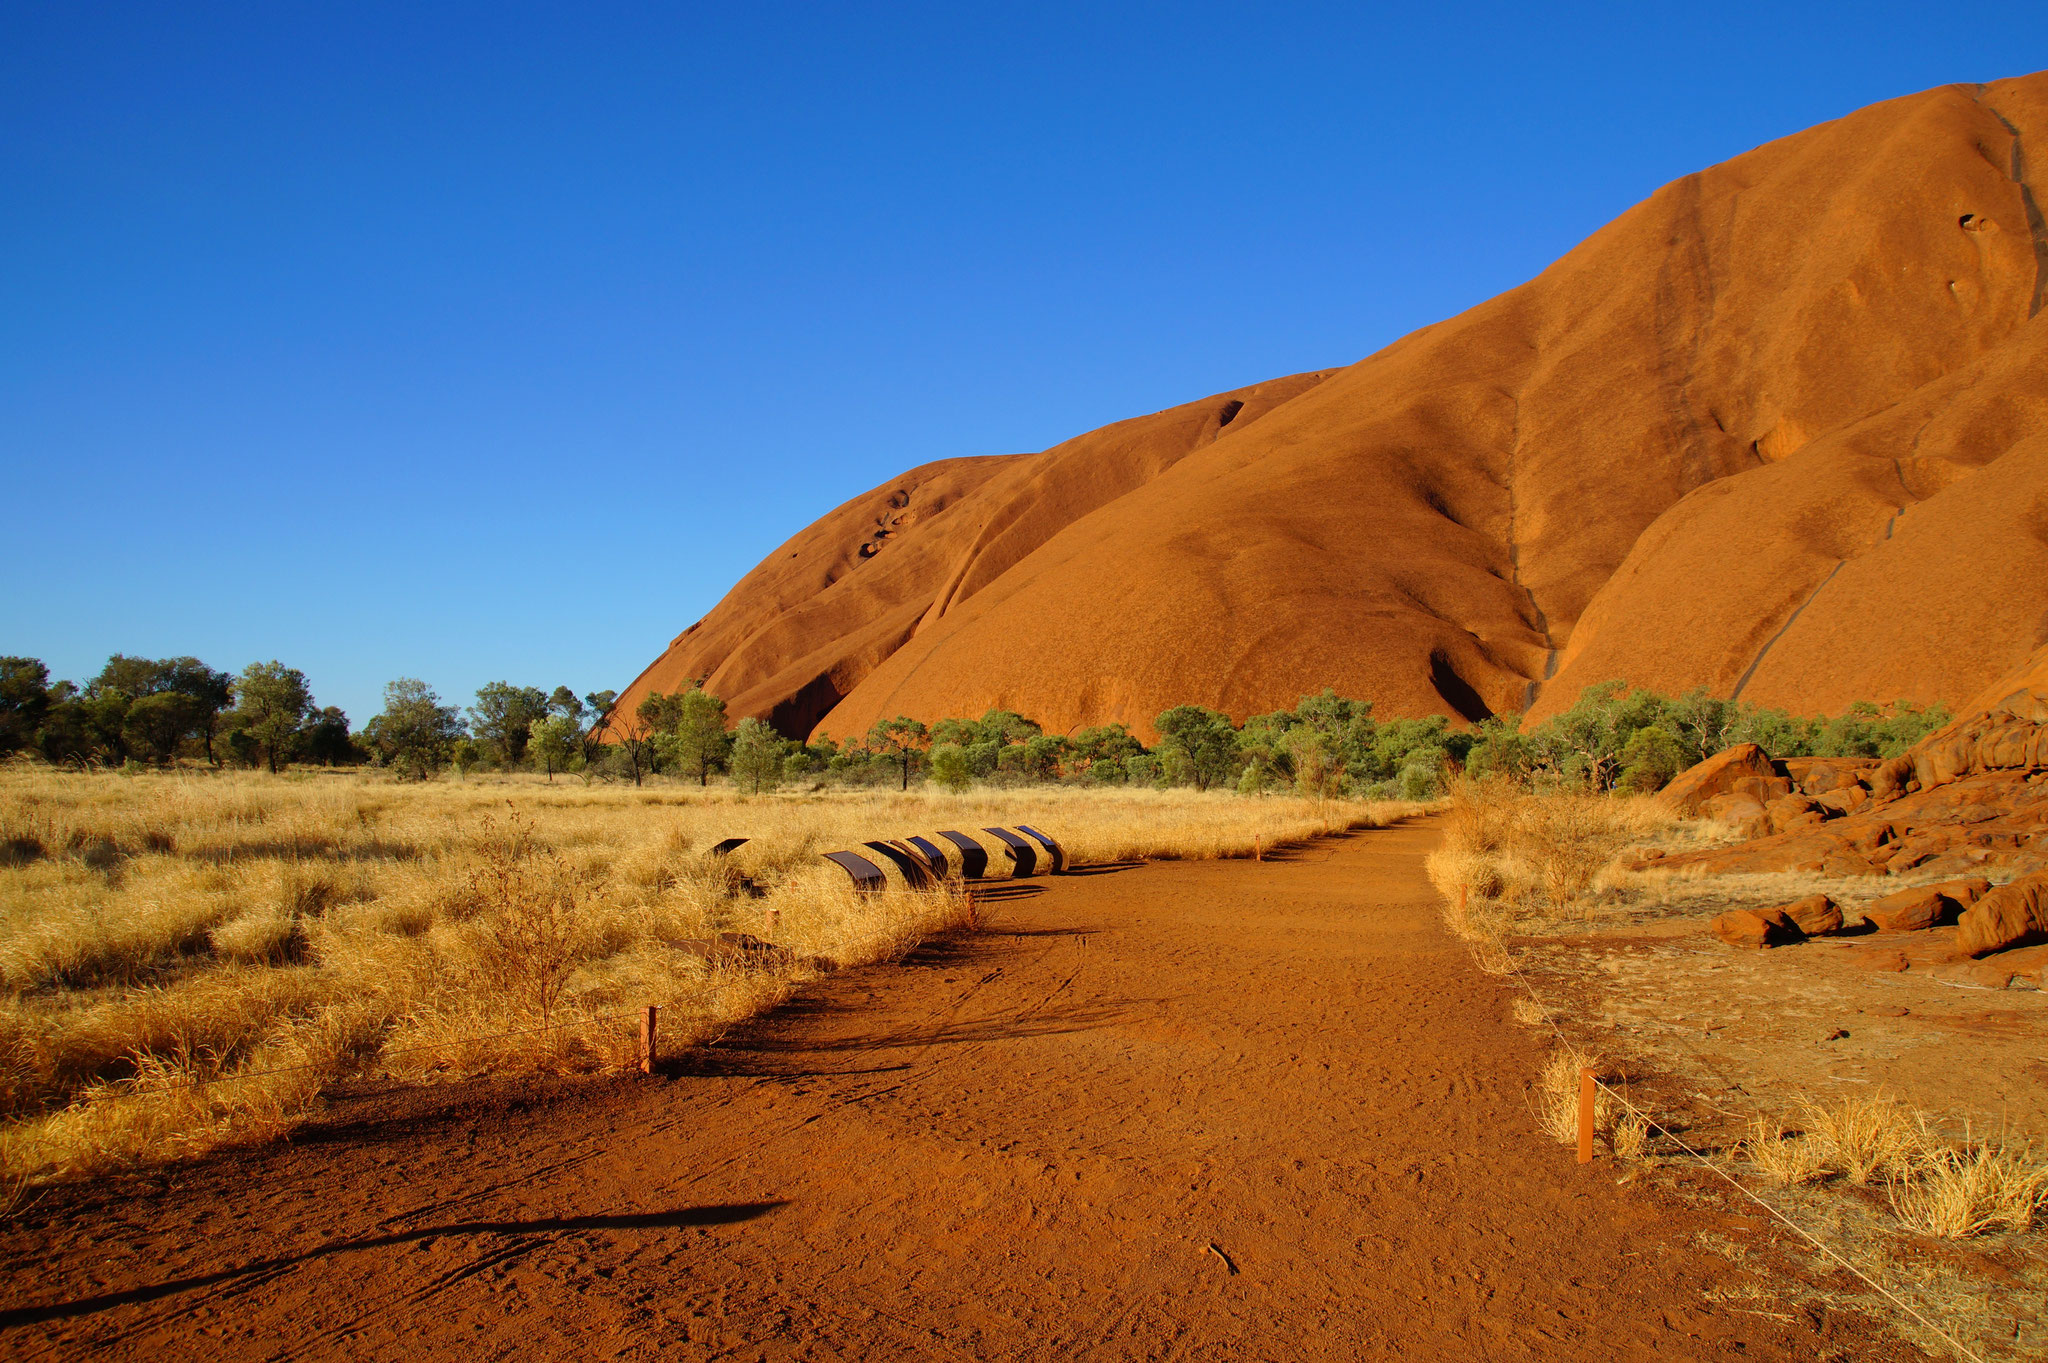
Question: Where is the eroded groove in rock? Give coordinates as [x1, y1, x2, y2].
[1977, 89, 2048, 316]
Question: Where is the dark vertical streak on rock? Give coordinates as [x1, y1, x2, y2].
[1653, 173, 1719, 494]
[1728, 561, 1845, 702]
[1977, 92, 2048, 317]
[1500, 384, 1559, 709]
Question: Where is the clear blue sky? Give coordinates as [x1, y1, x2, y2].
[4, 3, 2042, 725]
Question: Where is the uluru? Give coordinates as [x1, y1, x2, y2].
[611, 73, 2048, 743]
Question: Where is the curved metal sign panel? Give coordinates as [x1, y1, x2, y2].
[982, 827, 1037, 878]
[822, 850, 886, 892]
[935, 830, 990, 879]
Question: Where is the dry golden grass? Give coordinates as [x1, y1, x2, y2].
[1535, 1046, 1610, 1145]
[1610, 1109, 1652, 1162]
[0, 764, 1412, 1185]
[1740, 1094, 2048, 1240]
[1889, 1139, 2048, 1238]
[1743, 1116, 1832, 1186]
[1800, 1094, 1930, 1187]
[1425, 778, 1689, 935]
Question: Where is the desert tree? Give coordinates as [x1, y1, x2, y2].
[233, 661, 314, 774]
[529, 714, 582, 782]
[548, 686, 583, 719]
[1463, 716, 1534, 781]
[77, 655, 236, 764]
[996, 733, 1067, 783]
[1068, 723, 1143, 784]
[1153, 705, 1239, 791]
[729, 717, 787, 794]
[642, 685, 731, 786]
[867, 715, 930, 791]
[363, 677, 464, 779]
[301, 706, 358, 766]
[0, 658, 51, 755]
[469, 682, 550, 767]
[165, 659, 236, 763]
[121, 691, 205, 765]
[1668, 687, 1738, 767]
[580, 688, 618, 759]
[928, 742, 972, 792]
[1615, 724, 1687, 792]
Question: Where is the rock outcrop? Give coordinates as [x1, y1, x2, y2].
[608, 73, 2048, 743]
[1661, 647, 2048, 954]
[1958, 872, 2048, 956]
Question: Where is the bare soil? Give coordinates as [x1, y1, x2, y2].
[0, 820, 1914, 1360]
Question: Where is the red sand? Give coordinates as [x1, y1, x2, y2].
[0, 824, 1909, 1359]
[609, 72, 2048, 742]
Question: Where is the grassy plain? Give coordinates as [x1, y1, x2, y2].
[0, 764, 1411, 1187]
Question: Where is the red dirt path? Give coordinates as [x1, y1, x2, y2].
[0, 821, 1911, 1359]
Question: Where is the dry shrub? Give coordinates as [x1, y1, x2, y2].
[457, 813, 586, 1027]
[1737, 1095, 2048, 1239]
[1510, 996, 1548, 1028]
[1531, 1047, 1653, 1157]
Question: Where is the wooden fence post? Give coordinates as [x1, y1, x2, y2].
[1577, 1067, 1596, 1164]
[641, 1005, 659, 1075]
[763, 907, 780, 941]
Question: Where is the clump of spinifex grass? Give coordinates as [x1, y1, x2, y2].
[0, 767, 1414, 1185]
[1890, 1140, 2048, 1238]
[1529, 1046, 1656, 1161]
[1740, 1094, 2048, 1239]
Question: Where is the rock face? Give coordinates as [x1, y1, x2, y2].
[610, 73, 2048, 743]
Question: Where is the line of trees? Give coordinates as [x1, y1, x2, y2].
[0, 654, 1949, 796]
[0, 655, 354, 773]
[601, 679, 1949, 799]
[0, 655, 618, 782]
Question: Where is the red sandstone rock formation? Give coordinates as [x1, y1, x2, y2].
[1657, 645, 2048, 955]
[610, 73, 2048, 743]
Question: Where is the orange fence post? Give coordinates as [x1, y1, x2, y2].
[1577, 1067, 1596, 1164]
[763, 907, 780, 941]
[641, 1005, 659, 1075]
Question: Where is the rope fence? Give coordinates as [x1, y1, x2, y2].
[1480, 919, 1989, 1363]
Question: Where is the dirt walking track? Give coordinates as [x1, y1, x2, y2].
[3, 819, 1908, 1360]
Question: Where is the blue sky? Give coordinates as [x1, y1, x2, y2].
[4, 3, 2042, 724]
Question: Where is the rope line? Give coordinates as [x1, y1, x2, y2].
[1478, 919, 1987, 1363]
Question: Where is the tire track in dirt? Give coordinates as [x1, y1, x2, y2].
[2, 820, 1917, 1360]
